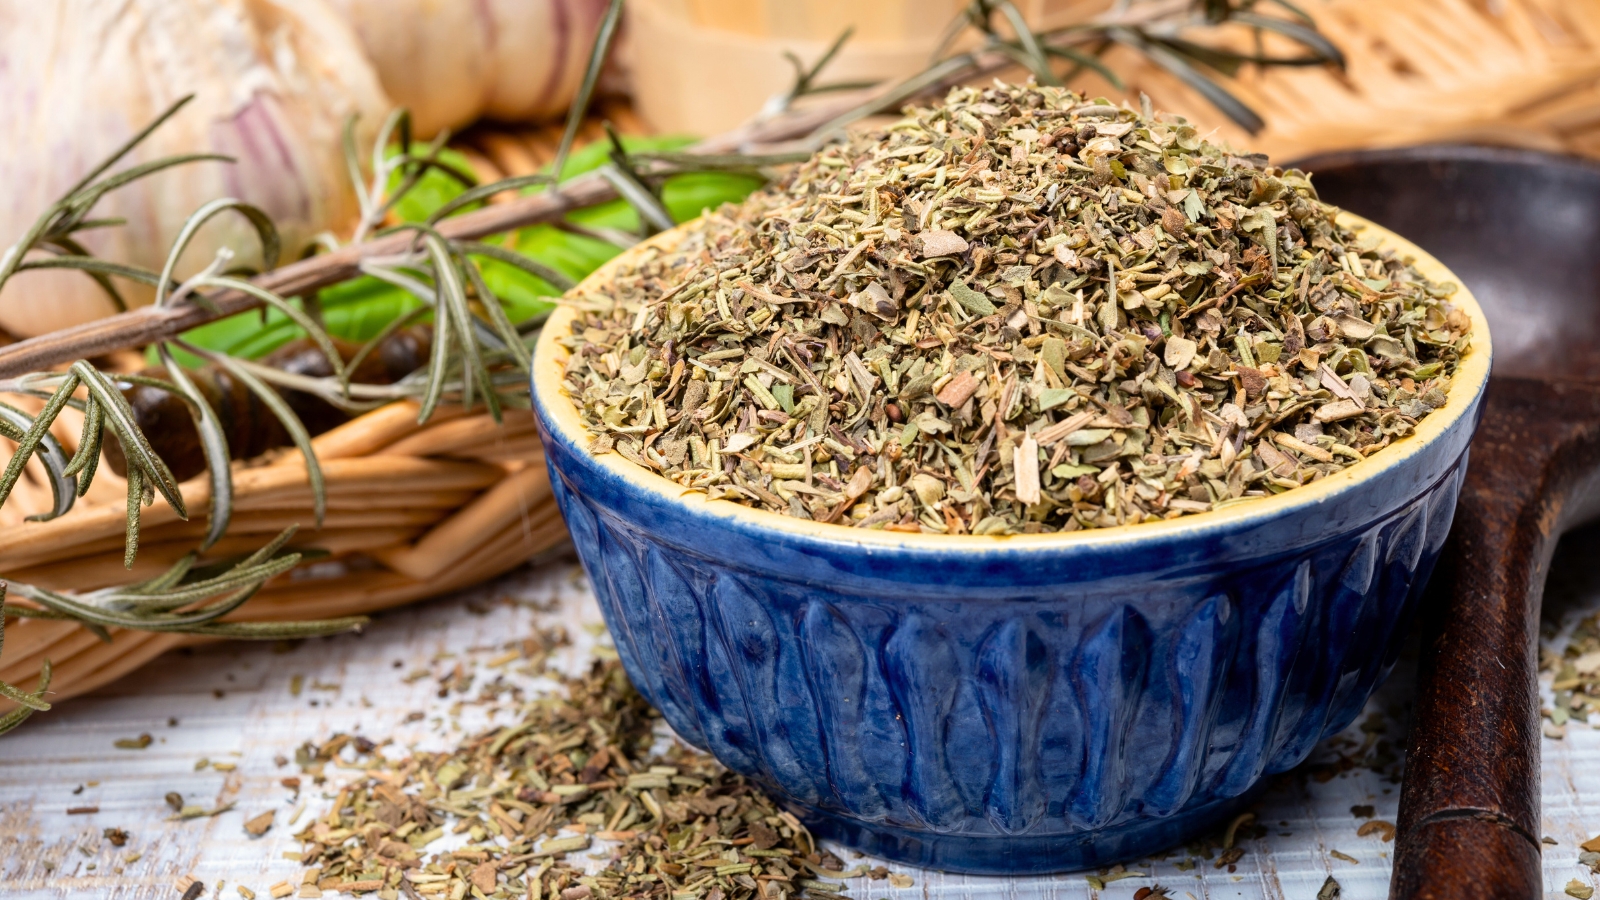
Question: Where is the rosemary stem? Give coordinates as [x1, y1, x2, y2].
[0, 67, 990, 379]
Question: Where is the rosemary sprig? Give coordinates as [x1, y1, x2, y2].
[0, 93, 575, 728]
[2, 527, 362, 638]
[551, 0, 625, 183]
[0, 585, 51, 729]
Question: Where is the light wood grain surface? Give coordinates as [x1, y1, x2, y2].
[3, 553, 1599, 900]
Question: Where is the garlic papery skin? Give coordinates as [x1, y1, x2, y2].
[325, 0, 611, 138]
[0, 0, 391, 338]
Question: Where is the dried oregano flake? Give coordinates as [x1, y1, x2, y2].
[292, 658, 892, 900]
[562, 82, 1471, 535]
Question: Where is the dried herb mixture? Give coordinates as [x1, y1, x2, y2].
[1542, 603, 1600, 748]
[561, 82, 1472, 534]
[291, 659, 895, 900]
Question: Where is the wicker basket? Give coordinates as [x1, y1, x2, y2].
[627, 0, 1600, 160]
[1080, 0, 1600, 162]
[0, 400, 563, 705]
[0, 107, 662, 712]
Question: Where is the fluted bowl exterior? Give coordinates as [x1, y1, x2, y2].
[531, 216, 1491, 874]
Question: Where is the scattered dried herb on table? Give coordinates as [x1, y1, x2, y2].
[562, 82, 1471, 534]
[293, 658, 896, 900]
[1542, 607, 1600, 740]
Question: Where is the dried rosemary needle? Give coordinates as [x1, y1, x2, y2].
[561, 82, 1471, 534]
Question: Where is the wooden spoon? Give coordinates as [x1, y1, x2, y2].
[1300, 145, 1600, 899]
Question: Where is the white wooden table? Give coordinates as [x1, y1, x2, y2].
[3, 556, 1598, 900]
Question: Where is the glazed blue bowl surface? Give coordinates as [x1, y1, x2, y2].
[531, 215, 1491, 874]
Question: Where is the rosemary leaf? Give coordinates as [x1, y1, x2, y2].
[457, 238, 575, 293]
[176, 617, 367, 640]
[428, 173, 554, 225]
[62, 394, 101, 478]
[73, 361, 187, 519]
[156, 198, 281, 309]
[0, 661, 51, 737]
[59, 153, 234, 239]
[997, 1, 1061, 86]
[16, 255, 160, 286]
[36, 235, 131, 311]
[155, 347, 233, 549]
[1107, 27, 1264, 134]
[0, 677, 51, 712]
[419, 264, 454, 423]
[0, 393, 78, 522]
[124, 465, 144, 569]
[423, 233, 490, 413]
[597, 161, 675, 236]
[127, 552, 197, 595]
[199, 350, 326, 527]
[198, 275, 346, 385]
[457, 248, 533, 372]
[550, 0, 623, 183]
[61, 95, 198, 198]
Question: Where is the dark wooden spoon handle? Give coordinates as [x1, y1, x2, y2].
[1393, 378, 1600, 899]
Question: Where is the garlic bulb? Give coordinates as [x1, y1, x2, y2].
[0, 0, 390, 339]
[325, 0, 611, 138]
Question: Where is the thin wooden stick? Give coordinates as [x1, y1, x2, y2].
[0, 174, 614, 378]
[0, 51, 1008, 380]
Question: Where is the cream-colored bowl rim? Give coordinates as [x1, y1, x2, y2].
[533, 212, 1492, 551]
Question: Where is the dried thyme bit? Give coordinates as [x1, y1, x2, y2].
[294, 659, 836, 900]
[244, 810, 275, 837]
[565, 82, 1470, 535]
[115, 733, 153, 750]
[1355, 819, 1396, 842]
[1317, 876, 1341, 900]
[1568, 880, 1596, 900]
[170, 801, 235, 821]
[1540, 610, 1600, 738]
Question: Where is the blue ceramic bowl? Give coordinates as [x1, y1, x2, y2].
[531, 215, 1492, 874]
